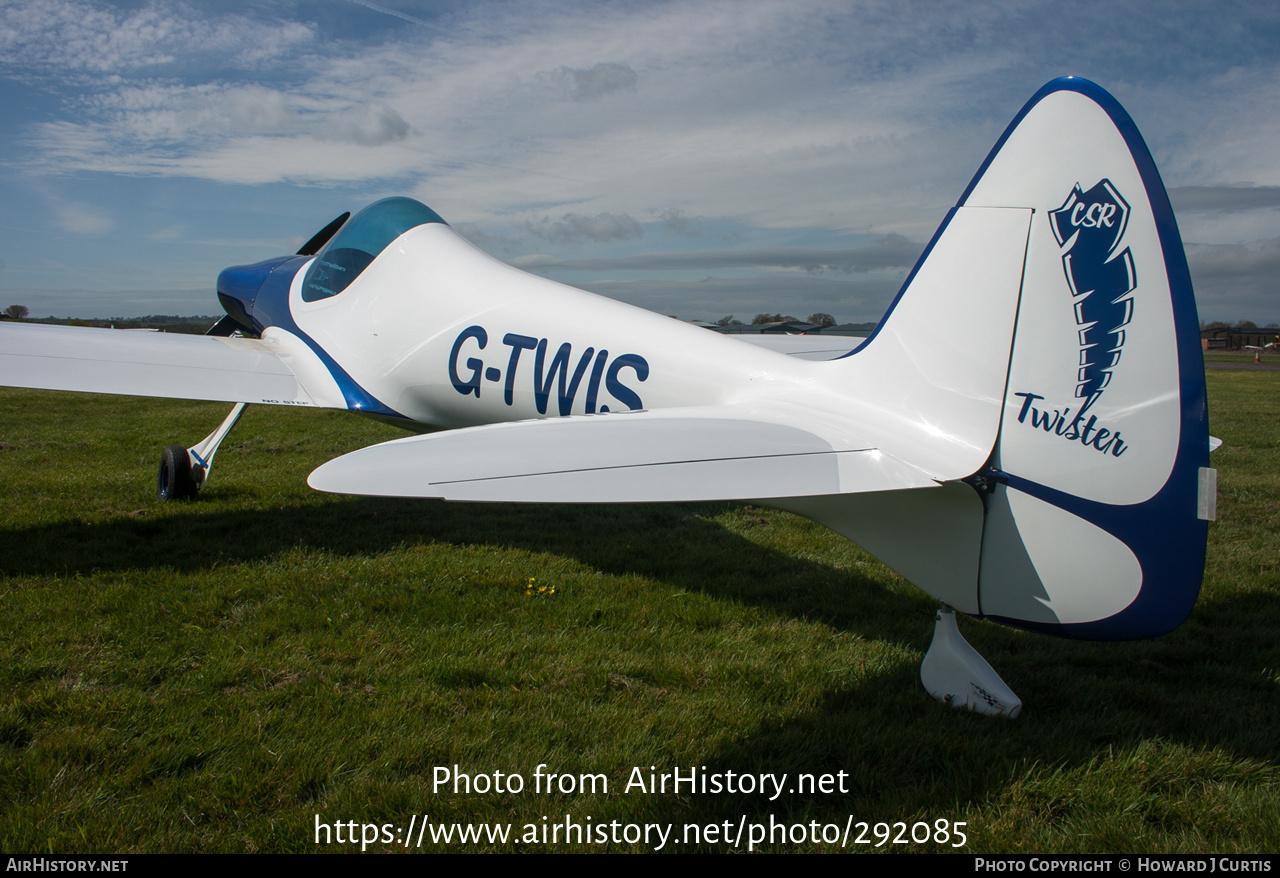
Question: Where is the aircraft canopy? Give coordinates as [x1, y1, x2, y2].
[302, 197, 446, 302]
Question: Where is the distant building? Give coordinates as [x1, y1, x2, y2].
[1200, 328, 1280, 350]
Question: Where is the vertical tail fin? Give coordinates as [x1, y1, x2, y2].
[963, 78, 1209, 639]
[787, 79, 1209, 641]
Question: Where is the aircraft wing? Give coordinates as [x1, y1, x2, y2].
[308, 404, 937, 502]
[0, 322, 322, 406]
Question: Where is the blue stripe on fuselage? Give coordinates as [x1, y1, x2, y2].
[219, 255, 406, 419]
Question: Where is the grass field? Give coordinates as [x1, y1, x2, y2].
[1, 371, 1277, 853]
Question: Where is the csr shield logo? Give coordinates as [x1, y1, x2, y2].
[1009, 180, 1139, 459]
[1049, 179, 1136, 412]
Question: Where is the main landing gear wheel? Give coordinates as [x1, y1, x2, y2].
[154, 403, 247, 502]
[158, 445, 201, 500]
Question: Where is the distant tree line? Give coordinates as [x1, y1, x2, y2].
[1200, 320, 1280, 330]
[4, 309, 221, 334]
[715, 312, 838, 327]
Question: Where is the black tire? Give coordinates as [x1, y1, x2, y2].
[158, 445, 199, 500]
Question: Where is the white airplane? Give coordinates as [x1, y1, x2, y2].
[0, 78, 1216, 717]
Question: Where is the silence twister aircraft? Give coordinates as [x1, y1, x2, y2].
[0, 78, 1216, 717]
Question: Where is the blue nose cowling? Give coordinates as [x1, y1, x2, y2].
[216, 255, 304, 334]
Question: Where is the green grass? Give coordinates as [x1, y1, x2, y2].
[1, 374, 1278, 853]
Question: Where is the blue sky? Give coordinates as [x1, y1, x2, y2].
[2, 0, 1279, 323]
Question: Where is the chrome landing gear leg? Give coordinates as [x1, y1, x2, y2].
[157, 403, 247, 500]
[920, 605, 1021, 718]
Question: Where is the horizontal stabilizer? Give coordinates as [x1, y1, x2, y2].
[0, 322, 317, 406]
[308, 406, 937, 502]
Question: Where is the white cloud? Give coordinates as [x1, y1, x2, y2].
[223, 87, 298, 135]
[12, 0, 995, 231]
[0, 0, 314, 75]
[656, 208, 701, 237]
[525, 212, 644, 244]
[329, 104, 411, 146]
[55, 202, 114, 235]
[537, 63, 639, 101]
